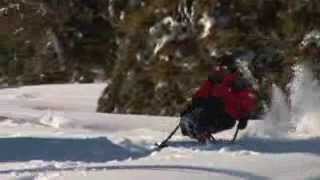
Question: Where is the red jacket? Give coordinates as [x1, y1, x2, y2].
[193, 73, 257, 120]
[193, 80, 228, 99]
[223, 87, 257, 120]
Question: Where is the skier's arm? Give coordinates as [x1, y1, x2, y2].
[237, 90, 257, 131]
[181, 81, 212, 116]
[240, 91, 257, 114]
[193, 80, 212, 99]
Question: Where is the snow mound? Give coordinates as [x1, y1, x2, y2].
[296, 112, 320, 136]
[39, 111, 71, 129]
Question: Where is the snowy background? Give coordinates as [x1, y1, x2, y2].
[0, 66, 320, 180]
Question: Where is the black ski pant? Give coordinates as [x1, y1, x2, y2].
[191, 97, 236, 134]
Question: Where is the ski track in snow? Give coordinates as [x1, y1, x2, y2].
[0, 83, 320, 179]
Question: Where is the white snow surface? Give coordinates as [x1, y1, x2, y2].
[0, 82, 319, 180]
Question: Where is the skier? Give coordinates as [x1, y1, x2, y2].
[180, 64, 257, 143]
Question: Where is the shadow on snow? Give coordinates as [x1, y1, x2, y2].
[0, 137, 269, 179]
[1, 136, 319, 179]
[0, 137, 147, 163]
[0, 136, 320, 163]
[167, 136, 320, 156]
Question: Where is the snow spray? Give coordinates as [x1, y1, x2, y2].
[246, 63, 320, 138]
[246, 84, 292, 138]
[289, 64, 320, 136]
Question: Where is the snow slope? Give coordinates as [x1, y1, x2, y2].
[0, 82, 319, 180]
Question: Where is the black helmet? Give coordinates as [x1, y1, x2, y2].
[208, 65, 227, 84]
[218, 54, 238, 73]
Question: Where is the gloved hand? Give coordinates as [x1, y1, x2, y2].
[237, 119, 248, 130]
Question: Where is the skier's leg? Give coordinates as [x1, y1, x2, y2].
[190, 103, 220, 143]
[180, 97, 231, 142]
[195, 97, 225, 136]
[180, 107, 204, 139]
[209, 113, 236, 134]
[196, 97, 236, 141]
